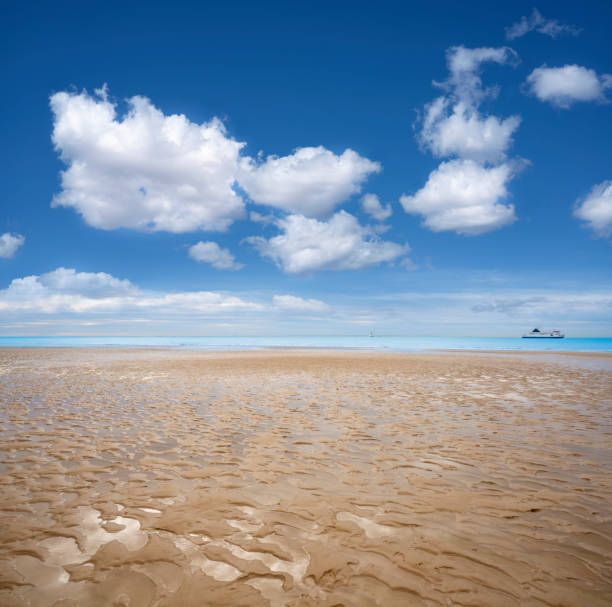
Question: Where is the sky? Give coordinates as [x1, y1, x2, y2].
[1, 0, 611, 337]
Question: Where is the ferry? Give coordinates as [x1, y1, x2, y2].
[522, 328, 564, 338]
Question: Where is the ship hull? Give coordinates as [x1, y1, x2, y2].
[522, 336, 564, 338]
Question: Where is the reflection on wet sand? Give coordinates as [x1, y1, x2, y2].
[0, 348, 611, 606]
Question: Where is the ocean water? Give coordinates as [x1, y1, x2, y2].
[0, 335, 611, 352]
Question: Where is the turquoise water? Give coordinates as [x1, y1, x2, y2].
[0, 336, 611, 352]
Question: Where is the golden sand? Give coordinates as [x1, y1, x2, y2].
[0, 348, 611, 606]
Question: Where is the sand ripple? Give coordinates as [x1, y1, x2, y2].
[0, 348, 611, 606]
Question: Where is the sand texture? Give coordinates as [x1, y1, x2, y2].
[0, 348, 611, 606]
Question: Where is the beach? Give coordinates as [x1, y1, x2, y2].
[0, 347, 611, 606]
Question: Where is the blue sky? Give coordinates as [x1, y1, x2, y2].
[1, 0, 611, 336]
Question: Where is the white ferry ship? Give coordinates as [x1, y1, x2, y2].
[522, 328, 565, 338]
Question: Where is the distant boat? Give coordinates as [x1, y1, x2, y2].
[522, 328, 564, 338]
[369, 331, 375, 337]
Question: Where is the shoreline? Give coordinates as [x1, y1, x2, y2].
[1, 345, 612, 368]
[1, 344, 612, 354]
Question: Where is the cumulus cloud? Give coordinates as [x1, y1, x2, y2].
[574, 181, 612, 237]
[0, 233, 25, 258]
[246, 211, 407, 274]
[420, 97, 521, 162]
[411, 46, 522, 234]
[506, 8, 581, 40]
[361, 194, 392, 221]
[273, 294, 328, 312]
[239, 147, 380, 218]
[50, 88, 246, 232]
[0, 268, 262, 315]
[50, 87, 384, 233]
[525, 65, 612, 108]
[420, 99, 520, 163]
[439, 46, 519, 106]
[37, 267, 138, 296]
[419, 47, 520, 162]
[188, 241, 243, 270]
[400, 159, 517, 235]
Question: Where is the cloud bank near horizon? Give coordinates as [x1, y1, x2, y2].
[0, 267, 345, 330]
[1, 267, 610, 336]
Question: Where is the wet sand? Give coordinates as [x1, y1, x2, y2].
[0, 347, 611, 606]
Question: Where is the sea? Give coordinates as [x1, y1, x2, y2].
[0, 336, 611, 353]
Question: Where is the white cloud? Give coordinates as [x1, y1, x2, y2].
[419, 47, 520, 161]
[525, 65, 612, 108]
[361, 194, 392, 221]
[273, 294, 328, 312]
[37, 267, 138, 296]
[50, 88, 384, 231]
[412, 46, 522, 234]
[50, 88, 246, 232]
[0, 233, 25, 258]
[238, 146, 380, 218]
[249, 211, 277, 225]
[188, 241, 243, 270]
[506, 9, 581, 40]
[246, 211, 407, 274]
[420, 98, 520, 162]
[574, 181, 612, 237]
[0, 268, 262, 315]
[440, 46, 519, 106]
[1, 269, 610, 336]
[400, 159, 517, 235]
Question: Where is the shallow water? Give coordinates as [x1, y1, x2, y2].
[1, 335, 611, 353]
[0, 348, 611, 606]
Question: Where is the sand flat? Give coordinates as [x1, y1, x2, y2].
[0, 347, 611, 606]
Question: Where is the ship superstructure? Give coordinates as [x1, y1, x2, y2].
[522, 328, 564, 338]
